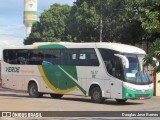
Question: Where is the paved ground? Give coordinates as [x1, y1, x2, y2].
[0, 87, 160, 119]
[0, 87, 160, 111]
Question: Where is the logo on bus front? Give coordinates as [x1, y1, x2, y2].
[6, 67, 20, 73]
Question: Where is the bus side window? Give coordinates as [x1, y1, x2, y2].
[99, 48, 123, 79]
[89, 53, 99, 66]
[8, 50, 17, 64]
[3, 50, 9, 63]
[4, 50, 18, 64]
[78, 53, 87, 66]
[70, 53, 77, 66]
[29, 51, 43, 65]
[104, 61, 113, 75]
[17, 57, 27, 64]
[65, 49, 78, 66]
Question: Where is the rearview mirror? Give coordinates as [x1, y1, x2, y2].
[114, 54, 129, 68]
[153, 57, 159, 66]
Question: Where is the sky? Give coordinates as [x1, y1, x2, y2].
[0, 0, 75, 58]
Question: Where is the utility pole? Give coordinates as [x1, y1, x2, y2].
[100, 0, 103, 42]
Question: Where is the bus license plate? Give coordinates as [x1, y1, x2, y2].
[139, 97, 145, 100]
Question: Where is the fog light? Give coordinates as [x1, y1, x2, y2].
[126, 93, 132, 97]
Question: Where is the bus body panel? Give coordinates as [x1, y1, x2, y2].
[110, 78, 123, 99]
[1, 42, 153, 101]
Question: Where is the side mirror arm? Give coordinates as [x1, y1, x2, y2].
[114, 54, 129, 68]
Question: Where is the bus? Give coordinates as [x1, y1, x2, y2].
[0, 60, 1, 87]
[1, 42, 153, 103]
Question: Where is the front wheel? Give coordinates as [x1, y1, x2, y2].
[50, 93, 63, 99]
[91, 87, 105, 103]
[28, 83, 43, 98]
[116, 99, 127, 103]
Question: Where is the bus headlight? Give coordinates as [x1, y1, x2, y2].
[123, 83, 153, 92]
[123, 83, 137, 91]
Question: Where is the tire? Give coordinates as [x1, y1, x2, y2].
[116, 99, 127, 103]
[28, 83, 43, 98]
[50, 93, 63, 99]
[91, 87, 105, 103]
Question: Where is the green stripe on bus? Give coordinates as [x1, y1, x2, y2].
[38, 65, 77, 94]
[41, 65, 86, 95]
[38, 44, 66, 49]
[37, 44, 87, 95]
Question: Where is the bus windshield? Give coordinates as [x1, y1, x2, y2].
[123, 54, 152, 85]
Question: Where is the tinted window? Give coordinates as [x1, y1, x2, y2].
[99, 48, 123, 80]
[42, 49, 60, 65]
[3, 48, 99, 66]
[3, 50, 17, 64]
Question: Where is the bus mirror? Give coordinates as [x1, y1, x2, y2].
[114, 54, 129, 68]
[153, 57, 159, 66]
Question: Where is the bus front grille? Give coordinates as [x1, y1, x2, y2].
[135, 94, 150, 98]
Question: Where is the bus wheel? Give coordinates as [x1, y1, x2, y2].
[50, 94, 63, 99]
[116, 99, 127, 103]
[91, 87, 105, 103]
[28, 83, 43, 98]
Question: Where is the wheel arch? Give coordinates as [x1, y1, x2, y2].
[27, 80, 39, 92]
[88, 83, 102, 96]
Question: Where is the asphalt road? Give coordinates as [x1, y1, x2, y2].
[0, 87, 160, 119]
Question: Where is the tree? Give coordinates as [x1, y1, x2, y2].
[134, 0, 160, 46]
[137, 0, 160, 34]
[69, 0, 146, 43]
[24, 22, 42, 45]
[136, 0, 160, 73]
[24, 0, 160, 46]
[24, 4, 72, 45]
[40, 4, 71, 42]
[68, 1, 99, 42]
[102, 0, 144, 44]
[144, 38, 160, 73]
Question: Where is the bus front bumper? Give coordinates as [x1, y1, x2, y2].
[122, 87, 153, 100]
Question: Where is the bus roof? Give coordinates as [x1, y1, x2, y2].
[4, 42, 146, 54]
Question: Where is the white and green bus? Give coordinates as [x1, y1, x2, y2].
[1, 42, 153, 103]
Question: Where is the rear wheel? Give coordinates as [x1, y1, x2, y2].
[28, 83, 43, 98]
[91, 87, 105, 103]
[50, 93, 63, 99]
[116, 99, 127, 103]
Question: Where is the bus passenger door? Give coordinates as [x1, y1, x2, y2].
[110, 78, 123, 99]
[104, 60, 123, 99]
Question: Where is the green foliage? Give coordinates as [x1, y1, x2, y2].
[24, 0, 160, 46]
[68, 1, 99, 42]
[138, 0, 160, 73]
[144, 38, 160, 73]
[102, 0, 144, 44]
[24, 22, 42, 45]
[24, 4, 72, 45]
[136, 0, 160, 34]
[69, 0, 155, 44]
[40, 4, 71, 42]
